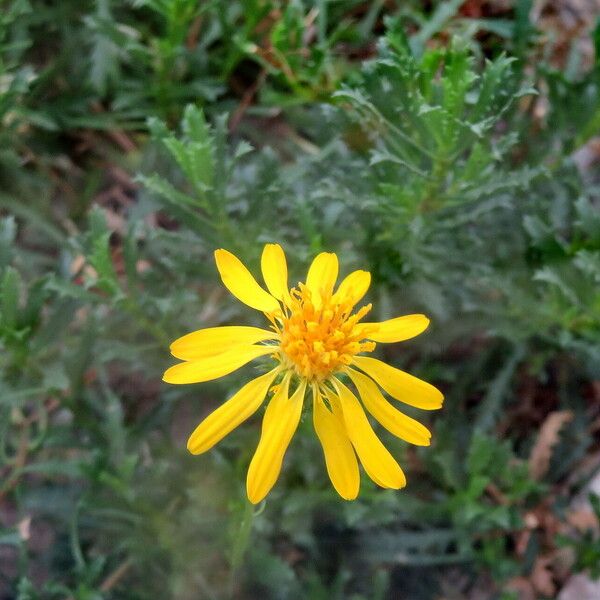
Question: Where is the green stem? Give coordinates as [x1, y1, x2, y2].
[420, 155, 450, 212]
[228, 500, 256, 598]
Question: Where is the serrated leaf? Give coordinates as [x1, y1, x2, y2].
[182, 104, 210, 145]
[474, 346, 524, 433]
[45, 278, 100, 303]
[136, 174, 200, 208]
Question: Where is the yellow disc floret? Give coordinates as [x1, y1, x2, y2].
[278, 283, 376, 381]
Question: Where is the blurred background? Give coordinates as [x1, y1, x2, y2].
[1, 0, 600, 598]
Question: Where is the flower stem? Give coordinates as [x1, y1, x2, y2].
[228, 499, 256, 598]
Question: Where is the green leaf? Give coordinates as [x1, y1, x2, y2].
[474, 346, 525, 433]
[0, 216, 16, 270]
[137, 173, 200, 208]
[409, 0, 465, 56]
[86, 208, 119, 296]
[182, 104, 210, 145]
[1, 266, 21, 331]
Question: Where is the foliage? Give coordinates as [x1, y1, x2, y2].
[1, 1, 599, 599]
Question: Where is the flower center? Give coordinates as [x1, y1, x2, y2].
[278, 283, 376, 381]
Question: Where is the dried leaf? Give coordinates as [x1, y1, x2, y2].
[566, 508, 599, 532]
[17, 517, 31, 541]
[531, 556, 556, 598]
[529, 411, 574, 480]
[505, 576, 536, 600]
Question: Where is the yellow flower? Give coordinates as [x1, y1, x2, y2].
[163, 244, 443, 504]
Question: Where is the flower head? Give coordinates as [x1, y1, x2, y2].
[163, 244, 443, 504]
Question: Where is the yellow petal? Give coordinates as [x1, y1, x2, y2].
[305, 252, 338, 305]
[187, 369, 278, 454]
[170, 326, 277, 360]
[352, 356, 443, 410]
[163, 344, 274, 384]
[246, 376, 306, 504]
[362, 314, 430, 343]
[332, 270, 371, 307]
[261, 243, 291, 305]
[346, 368, 431, 446]
[214, 249, 280, 313]
[312, 387, 359, 500]
[333, 378, 406, 489]
[320, 388, 386, 487]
